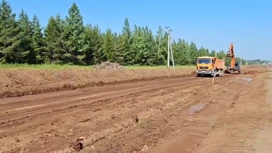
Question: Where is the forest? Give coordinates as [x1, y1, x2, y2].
[0, 0, 247, 66]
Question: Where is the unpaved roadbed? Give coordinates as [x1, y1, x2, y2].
[192, 72, 272, 153]
[0, 73, 248, 152]
[0, 75, 208, 152]
[0, 66, 270, 153]
[148, 74, 252, 153]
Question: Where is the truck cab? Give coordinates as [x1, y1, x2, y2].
[196, 56, 225, 77]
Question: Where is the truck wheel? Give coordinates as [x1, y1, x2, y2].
[212, 73, 216, 78]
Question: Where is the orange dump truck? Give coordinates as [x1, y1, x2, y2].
[196, 56, 225, 77]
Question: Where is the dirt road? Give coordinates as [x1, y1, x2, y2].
[191, 71, 272, 153]
[0, 67, 271, 153]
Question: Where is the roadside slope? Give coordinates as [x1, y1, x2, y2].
[0, 65, 268, 98]
[0, 67, 194, 98]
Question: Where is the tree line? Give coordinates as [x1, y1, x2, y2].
[0, 0, 247, 66]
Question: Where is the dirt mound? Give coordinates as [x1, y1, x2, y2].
[0, 68, 194, 98]
[93, 61, 123, 70]
[243, 70, 258, 75]
[243, 68, 269, 75]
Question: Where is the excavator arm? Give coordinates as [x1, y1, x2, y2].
[225, 43, 240, 74]
[226, 43, 235, 68]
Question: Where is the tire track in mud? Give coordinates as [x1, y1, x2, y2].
[50, 75, 237, 153]
[0, 77, 209, 127]
[80, 75, 246, 153]
[28, 82, 206, 153]
[99, 79, 235, 152]
[0, 77, 204, 153]
[191, 73, 270, 153]
[0, 75, 234, 153]
[149, 76, 253, 153]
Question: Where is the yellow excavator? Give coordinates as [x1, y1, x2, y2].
[225, 43, 241, 74]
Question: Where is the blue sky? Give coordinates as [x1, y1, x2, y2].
[7, 0, 272, 60]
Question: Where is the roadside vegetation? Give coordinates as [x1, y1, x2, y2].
[0, 63, 194, 70]
[0, 0, 247, 68]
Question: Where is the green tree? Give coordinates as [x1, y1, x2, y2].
[44, 14, 66, 64]
[81, 25, 93, 65]
[0, 0, 22, 63]
[217, 50, 226, 59]
[88, 25, 104, 64]
[210, 50, 216, 57]
[32, 15, 48, 63]
[144, 27, 156, 65]
[103, 28, 114, 62]
[129, 25, 141, 65]
[114, 34, 127, 65]
[177, 39, 191, 65]
[189, 42, 198, 64]
[17, 10, 33, 63]
[132, 26, 156, 65]
[122, 18, 133, 64]
[198, 47, 209, 57]
[0, 1, 249, 66]
[154, 26, 167, 65]
[63, 2, 85, 65]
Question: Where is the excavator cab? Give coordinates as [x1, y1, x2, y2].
[235, 62, 240, 70]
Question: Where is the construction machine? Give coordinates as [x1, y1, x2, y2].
[196, 56, 225, 77]
[225, 43, 241, 74]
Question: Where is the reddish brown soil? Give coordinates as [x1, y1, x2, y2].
[191, 70, 272, 153]
[0, 66, 270, 153]
[0, 68, 194, 98]
[242, 65, 269, 75]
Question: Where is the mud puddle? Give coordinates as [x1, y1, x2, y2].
[240, 77, 253, 82]
[188, 104, 206, 115]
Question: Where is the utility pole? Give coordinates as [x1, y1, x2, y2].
[215, 44, 218, 57]
[170, 38, 175, 69]
[165, 27, 175, 68]
[166, 27, 170, 68]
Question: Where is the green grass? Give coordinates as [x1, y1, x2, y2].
[0, 64, 195, 70]
[125, 65, 195, 69]
[0, 64, 92, 70]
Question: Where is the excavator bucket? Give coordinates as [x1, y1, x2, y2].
[226, 50, 232, 57]
[227, 43, 234, 57]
